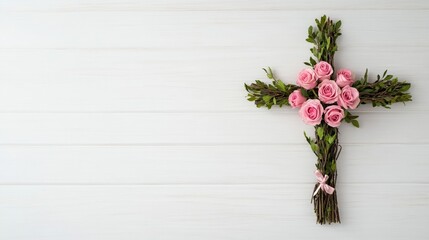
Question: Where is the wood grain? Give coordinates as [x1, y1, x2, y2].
[0, 47, 423, 112]
[0, 11, 428, 49]
[0, 144, 427, 184]
[0, 0, 428, 238]
[1, 0, 429, 11]
[0, 112, 426, 144]
[0, 184, 428, 240]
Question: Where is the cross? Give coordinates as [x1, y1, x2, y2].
[244, 15, 412, 225]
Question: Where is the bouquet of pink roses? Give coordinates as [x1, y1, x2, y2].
[292, 62, 359, 128]
[244, 15, 412, 224]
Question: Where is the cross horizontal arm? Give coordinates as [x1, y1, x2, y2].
[244, 67, 299, 109]
[353, 69, 412, 108]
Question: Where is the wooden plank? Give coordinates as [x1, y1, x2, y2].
[0, 47, 422, 112]
[0, 144, 427, 184]
[0, 184, 428, 239]
[0, 112, 426, 145]
[0, 2, 426, 239]
[0, 11, 428, 49]
[1, 0, 428, 11]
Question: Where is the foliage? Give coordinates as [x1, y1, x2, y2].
[304, 15, 342, 69]
[354, 69, 412, 108]
[244, 67, 298, 109]
[343, 110, 359, 128]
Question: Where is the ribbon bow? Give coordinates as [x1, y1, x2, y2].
[313, 170, 335, 196]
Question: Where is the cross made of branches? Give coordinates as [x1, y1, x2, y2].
[244, 15, 412, 224]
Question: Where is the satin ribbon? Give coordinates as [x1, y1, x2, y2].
[313, 170, 335, 196]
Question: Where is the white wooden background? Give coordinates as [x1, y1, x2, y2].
[0, 0, 428, 239]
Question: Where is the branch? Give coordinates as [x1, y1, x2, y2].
[244, 68, 299, 109]
[305, 15, 342, 68]
[353, 69, 412, 108]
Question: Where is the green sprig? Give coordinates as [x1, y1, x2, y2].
[343, 110, 359, 128]
[304, 15, 342, 68]
[353, 69, 412, 108]
[244, 68, 299, 109]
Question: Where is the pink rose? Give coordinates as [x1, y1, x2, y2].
[296, 68, 317, 90]
[338, 85, 360, 109]
[314, 61, 333, 80]
[324, 105, 344, 128]
[318, 80, 340, 104]
[336, 69, 354, 87]
[288, 90, 307, 108]
[299, 99, 324, 126]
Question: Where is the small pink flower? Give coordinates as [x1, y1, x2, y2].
[324, 105, 344, 128]
[318, 80, 340, 104]
[288, 90, 307, 108]
[336, 69, 354, 87]
[296, 68, 317, 90]
[314, 61, 333, 80]
[299, 99, 324, 126]
[338, 85, 360, 109]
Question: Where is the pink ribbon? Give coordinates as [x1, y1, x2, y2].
[313, 170, 335, 196]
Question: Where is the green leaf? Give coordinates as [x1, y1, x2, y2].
[262, 95, 272, 103]
[321, 15, 326, 25]
[310, 142, 319, 154]
[335, 20, 341, 29]
[351, 119, 360, 128]
[308, 26, 313, 35]
[317, 127, 324, 139]
[300, 88, 309, 98]
[326, 135, 335, 145]
[306, 38, 315, 43]
[364, 69, 368, 82]
[400, 84, 411, 92]
[275, 80, 286, 92]
[244, 83, 249, 91]
[263, 67, 273, 79]
[304, 131, 310, 143]
[330, 162, 336, 172]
